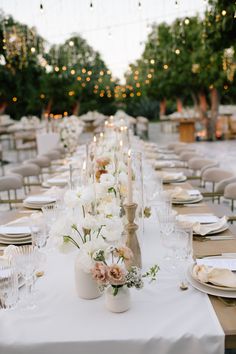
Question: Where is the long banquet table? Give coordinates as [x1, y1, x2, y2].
[0, 181, 236, 353]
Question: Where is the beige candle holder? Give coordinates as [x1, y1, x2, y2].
[124, 203, 142, 269]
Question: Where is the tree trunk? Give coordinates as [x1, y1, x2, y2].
[0, 102, 7, 114]
[191, 92, 199, 112]
[197, 92, 208, 129]
[176, 98, 183, 113]
[207, 88, 219, 141]
[159, 98, 166, 116]
[45, 99, 53, 114]
[73, 99, 81, 116]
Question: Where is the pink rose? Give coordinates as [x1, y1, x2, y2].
[92, 262, 109, 285]
[108, 264, 126, 285]
[114, 246, 133, 261]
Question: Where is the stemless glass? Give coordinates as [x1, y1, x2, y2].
[174, 226, 193, 288]
[30, 219, 48, 250]
[12, 245, 38, 309]
[0, 259, 18, 310]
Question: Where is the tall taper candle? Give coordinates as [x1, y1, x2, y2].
[127, 149, 133, 204]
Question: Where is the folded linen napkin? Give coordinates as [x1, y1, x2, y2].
[193, 264, 236, 288]
[168, 187, 200, 201]
[24, 195, 56, 204]
[154, 161, 175, 169]
[178, 216, 227, 236]
[157, 172, 183, 181]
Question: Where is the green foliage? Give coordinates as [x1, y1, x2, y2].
[0, 15, 117, 119]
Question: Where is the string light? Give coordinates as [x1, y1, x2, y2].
[138, 1, 142, 8]
[40, 2, 44, 13]
[89, 1, 93, 10]
[62, 66, 67, 71]
[12, 96, 17, 102]
[184, 18, 190, 25]
[175, 48, 180, 55]
[70, 69, 75, 75]
[54, 66, 59, 72]
[163, 64, 169, 70]
[175, 0, 179, 8]
[30, 47, 36, 53]
[69, 40, 74, 47]
[150, 59, 155, 64]
[221, 10, 227, 16]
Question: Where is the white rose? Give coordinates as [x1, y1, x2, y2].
[100, 173, 115, 189]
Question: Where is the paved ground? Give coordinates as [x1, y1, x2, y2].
[149, 123, 236, 174]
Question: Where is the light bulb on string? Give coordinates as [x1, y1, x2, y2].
[40, 2, 44, 13]
[175, 0, 179, 8]
[138, 1, 142, 9]
[90, 1, 93, 10]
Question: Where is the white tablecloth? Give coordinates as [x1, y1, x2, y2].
[0, 217, 224, 354]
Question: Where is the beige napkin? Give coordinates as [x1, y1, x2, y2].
[154, 161, 175, 169]
[193, 264, 236, 288]
[178, 216, 227, 236]
[169, 187, 197, 201]
[158, 172, 183, 181]
[193, 216, 227, 236]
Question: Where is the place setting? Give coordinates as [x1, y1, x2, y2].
[168, 187, 203, 205]
[176, 214, 232, 241]
[156, 171, 187, 184]
[186, 256, 236, 299]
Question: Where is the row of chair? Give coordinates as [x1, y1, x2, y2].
[0, 148, 64, 209]
[167, 142, 236, 211]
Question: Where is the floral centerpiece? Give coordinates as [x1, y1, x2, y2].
[58, 116, 83, 154]
[91, 246, 159, 312]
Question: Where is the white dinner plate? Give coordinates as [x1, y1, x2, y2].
[46, 178, 68, 186]
[23, 201, 55, 210]
[164, 176, 187, 184]
[24, 196, 56, 204]
[190, 264, 236, 291]
[186, 266, 236, 298]
[0, 226, 31, 235]
[193, 223, 229, 236]
[0, 233, 31, 241]
[0, 237, 32, 245]
[172, 195, 203, 205]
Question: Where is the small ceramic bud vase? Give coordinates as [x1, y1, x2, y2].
[74, 255, 102, 300]
[105, 286, 131, 313]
